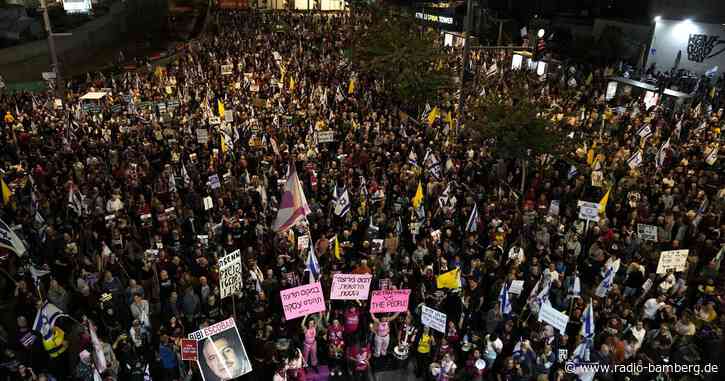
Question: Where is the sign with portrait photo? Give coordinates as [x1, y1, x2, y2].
[188, 318, 252, 381]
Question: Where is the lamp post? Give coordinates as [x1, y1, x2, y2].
[457, 0, 475, 125]
[39, 0, 61, 92]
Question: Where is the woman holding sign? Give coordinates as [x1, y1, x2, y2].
[300, 314, 320, 373]
[370, 311, 400, 358]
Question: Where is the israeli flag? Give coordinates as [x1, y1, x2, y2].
[568, 165, 578, 180]
[499, 282, 512, 316]
[466, 203, 478, 233]
[333, 186, 351, 217]
[305, 242, 320, 283]
[627, 150, 643, 169]
[595, 259, 620, 297]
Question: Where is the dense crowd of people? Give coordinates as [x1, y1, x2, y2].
[0, 6, 723, 381]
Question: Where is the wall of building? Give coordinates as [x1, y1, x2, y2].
[649, 0, 725, 24]
[648, 18, 725, 74]
[0, 0, 167, 69]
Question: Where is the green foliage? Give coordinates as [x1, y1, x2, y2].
[352, 11, 452, 110]
[466, 86, 564, 160]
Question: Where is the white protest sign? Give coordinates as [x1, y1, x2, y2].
[42, 71, 57, 80]
[509, 280, 525, 295]
[221, 64, 233, 75]
[656, 250, 688, 274]
[224, 110, 234, 122]
[330, 273, 373, 300]
[548, 200, 560, 216]
[578, 201, 600, 222]
[316, 131, 335, 143]
[538, 302, 570, 333]
[297, 235, 310, 251]
[637, 224, 657, 241]
[218, 250, 242, 299]
[196, 129, 209, 144]
[203, 196, 213, 211]
[209, 174, 221, 189]
[209, 116, 221, 125]
[421, 305, 447, 333]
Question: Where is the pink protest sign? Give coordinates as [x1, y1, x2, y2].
[280, 282, 326, 320]
[330, 274, 372, 300]
[370, 289, 411, 313]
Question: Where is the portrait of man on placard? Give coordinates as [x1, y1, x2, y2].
[197, 326, 252, 381]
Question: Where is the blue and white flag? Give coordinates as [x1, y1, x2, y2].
[408, 150, 418, 166]
[569, 301, 596, 381]
[333, 186, 351, 217]
[33, 302, 68, 341]
[499, 282, 512, 316]
[0, 217, 27, 257]
[466, 203, 478, 233]
[656, 138, 670, 169]
[305, 242, 320, 283]
[595, 258, 620, 297]
[568, 165, 578, 180]
[626, 150, 643, 169]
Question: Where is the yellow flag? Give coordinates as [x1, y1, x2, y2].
[599, 186, 611, 214]
[444, 111, 453, 129]
[436, 268, 461, 289]
[334, 235, 341, 260]
[710, 87, 716, 99]
[348, 78, 356, 95]
[586, 143, 596, 166]
[217, 100, 225, 117]
[289, 77, 296, 92]
[220, 135, 228, 154]
[1, 178, 10, 206]
[586, 72, 593, 86]
[412, 181, 423, 209]
[427, 107, 440, 126]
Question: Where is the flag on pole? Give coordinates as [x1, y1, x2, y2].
[305, 241, 320, 283]
[348, 78, 356, 95]
[595, 258, 620, 297]
[498, 282, 512, 316]
[272, 163, 312, 232]
[569, 301, 596, 381]
[0, 217, 27, 257]
[436, 268, 462, 289]
[568, 165, 578, 180]
[598, 187, 611, 215]
[465, 203, 478, 233]
[181, 162, 191, 188]
[656, 138, 670, 169]
[68, 184, 83, 216]
[333, 186, 351, 217]
[408, 150, 418, 166]
[33, 301, 69, 358]
[626, 150, 643, 169]
[168, 171, 177, 193]
[333, 235, 341, 260]
[412, 181, 423, 209]
[427, 107, 440, 126]
[1, 178, 11, 207]
[217, 100, 225, 117]
[88, 319, 107, 373]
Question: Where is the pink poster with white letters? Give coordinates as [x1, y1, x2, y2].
[370, 289, 411, 313]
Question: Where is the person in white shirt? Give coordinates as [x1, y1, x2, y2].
[484, 333, 503, 365]
[508, 243, 525, 265]
[629, 320, 646, 351]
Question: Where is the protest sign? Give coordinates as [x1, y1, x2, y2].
[637, 224, 657, 241]
[317, 131, 335, 143]
[224, 110, 234, 122]
[188, 318, 252, 381]
[218, 250, 242, 299]
[181, 339, 197, 361]
[330, 274, 372, 300]
[297, 235, 310, 251]
[370, 289, 410, 313]
[221, 64, 233, 75]
[548, 200, 560, 216]
[209, 116, 221, 125]
[509, 280, 525, 295]
[656, 250, 688, 274]
[578, 201, 600, 222]
[280, 282, 326, 320]
[203, 196, 213, 211]
[421, 305, 447, 333]
[196, 129, 208, 144]
[538, 302, 570, 333]
[209, 174, 221, 189]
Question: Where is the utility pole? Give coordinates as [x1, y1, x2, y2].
[457, 0, 474, 123]
[39, 0, 61, 92]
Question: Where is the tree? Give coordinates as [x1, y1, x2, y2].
[352, 9, 453, 112]
[465, 78, 566, 193]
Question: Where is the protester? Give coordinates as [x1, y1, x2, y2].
[0, 6, 722, 381]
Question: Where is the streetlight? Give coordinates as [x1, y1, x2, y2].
[654, 15, 661, 22]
